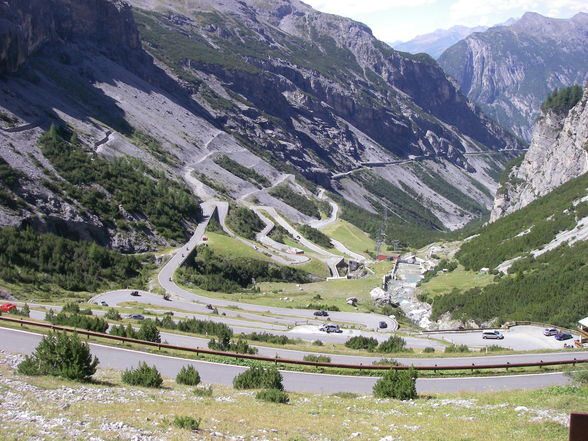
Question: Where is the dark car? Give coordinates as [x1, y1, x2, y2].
[314, 310, 329, 317]
[555, 333, 573, 341]
[378, 321, 388, 329]
[128, 314, 145, 320]
[130, 291, 140, 297]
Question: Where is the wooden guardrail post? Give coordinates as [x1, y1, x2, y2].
[569, 413, 588, 441]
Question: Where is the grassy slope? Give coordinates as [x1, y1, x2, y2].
[418, 265, 495, 298]
[321, 219, 376, 257]
[179, 232, 393, 311]
[2, 357, 586, 441]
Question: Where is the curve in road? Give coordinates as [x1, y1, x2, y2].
[0, 328, 572, 394]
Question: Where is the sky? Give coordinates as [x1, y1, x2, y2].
[302, 0, 588, 43]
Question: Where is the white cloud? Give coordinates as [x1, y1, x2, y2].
[303, 0, 437, 16]
[449, 0, 588, 24]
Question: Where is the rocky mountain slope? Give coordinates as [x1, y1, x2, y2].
[491, 86, 588, 221]
[0, 0, 523, 252]
[392, 25, 488, 59]
[438, 12, 588, 141]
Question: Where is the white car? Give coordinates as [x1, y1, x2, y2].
[482, 330, 504, 339]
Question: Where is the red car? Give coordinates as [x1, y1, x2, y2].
[1, 303, 16, 313]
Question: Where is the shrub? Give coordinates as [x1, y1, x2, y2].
[17, 332, 98, 381]
[109, 324, 138, 339]
[444, 344, 470, 353]
[172, 415, 201, 431]
[345, 336, 378, 351]
[312, 340, 324, 346]
[176, 365, 201, 386]
[46, 311, 108, 333]
[10, 303, 30, 317]
[377, 336, 410, 353]
[486, 345, 509, 352]
[256, 388, 290, 404]
[568, 368, 588, 385]
[121, 362, 163, 388]
[303, 354, 331, 363]
[105, 308, 122, 321]
[233, 366, 283, 390]
[137, 320, 161, 343]
[62, 302, 92, 315]
[373, 368, 418, 400]
[423, 347, 435, 353]
[193, 386, 213, 397]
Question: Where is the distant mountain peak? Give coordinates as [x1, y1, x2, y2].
[391, 24, 488, 59]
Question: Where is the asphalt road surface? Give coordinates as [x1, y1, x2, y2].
[0, 328, 574, 394]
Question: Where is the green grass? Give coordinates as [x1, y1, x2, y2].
[417, 265, 495, 298]
[321, 220, 375, 257]
[2, 354, 586, 441]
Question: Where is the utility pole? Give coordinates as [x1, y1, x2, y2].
[375, 207, 388, 256]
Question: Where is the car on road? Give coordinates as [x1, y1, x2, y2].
[378, 321, 388, 329]
[319, 324, 342, 333]
[130, 291, 140, 297]
[314, 310, 329, 317]
[482, 330, 504, 339]
[555, 333, 573, 341]
[100, 301, 108, 306]
[128, 314, 145, 320]
[543, 328, 559, 336]
[1, 303, 16, 313]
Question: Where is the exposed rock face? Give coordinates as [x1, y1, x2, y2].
[439, 12, 588, 141]
[491, 90, 588, 221]
[1, 0, 524, 251]
[0, 0, 142, 74]
[392, 25, 488, 60]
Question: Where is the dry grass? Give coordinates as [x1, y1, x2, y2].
[1, 354, 586, 441]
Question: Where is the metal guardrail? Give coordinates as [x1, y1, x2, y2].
[1, 316, 587, 372]
[423, 321, 578, 335]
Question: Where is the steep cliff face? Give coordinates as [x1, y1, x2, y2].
[1, 0, 524, 252]
[491, 89, 588, 221]
[0, 0, 142, 74]
[439, 12, 588, 141]
[392, 25, 488, 59]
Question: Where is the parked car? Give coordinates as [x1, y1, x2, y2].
[128, 314, 145, 320]
[555, 333, 573, 341]
[319, 324, 342, 333]
[314, 310, 329, 317]
[543, 328, 559, 336]
[482, 330, 504, 339]
[378, 321, 388, 329]
[130, 291, 140, 297]
[1, 303, 16, 313]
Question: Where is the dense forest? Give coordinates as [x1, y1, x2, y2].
[214, 155, 271, 188]
[269, 185, 321, 218]
[178, 245, 311, 292]
[0, 227, 149, 294]
[540, 85, 583, 114]
[225, 206, 265, 240]
[432, 240, 588, 328]
[457, 172, 588, 270]
[39, 125, 201, 241]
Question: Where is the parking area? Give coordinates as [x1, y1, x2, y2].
[429, 325, 576, 351]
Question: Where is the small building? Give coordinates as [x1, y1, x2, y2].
[377, 255, 394, 262]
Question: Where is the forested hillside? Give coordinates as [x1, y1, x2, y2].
[429, 172, 588, 327]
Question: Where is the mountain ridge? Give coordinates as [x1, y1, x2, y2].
[1, 0, 522, 253]
[438, 12, 588, 141]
